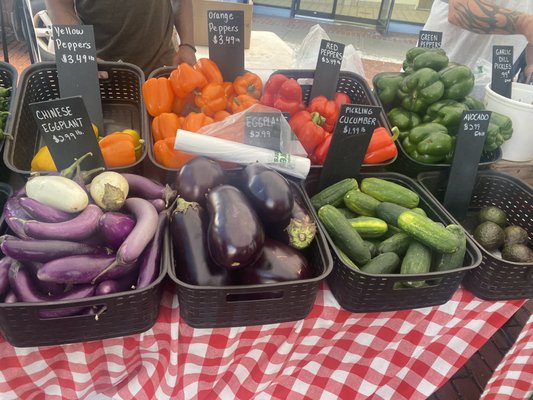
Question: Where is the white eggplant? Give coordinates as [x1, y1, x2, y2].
[25, 175, 89, 213]
[89, 171, 129, 211]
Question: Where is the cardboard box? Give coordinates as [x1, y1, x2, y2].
[192, 0, 253, 49]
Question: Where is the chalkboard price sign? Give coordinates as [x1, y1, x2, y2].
[53, 25, 104, 135]
[29, 96, 105, 171]
[310, 39, 345, 100]
[244, 112, 282, 151]
[443, 110, 491, 221]
[318, 104, 381, 190]
[491, 45, 513, 98]
[417, 30, 442, 48]
[207, 10, 245, 81]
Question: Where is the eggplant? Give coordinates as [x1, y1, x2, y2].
[0, 234, 110, 262]
[121, 173, 177, 207]
[236, 238, 311, 284]
[8, 261, 95, 318]
[23, 204, 103, 241]
[171, 198, 230, 286]
[95, 272, 137, 296]
[98, 212, 136, 250]
[25, 261, 65, 296]
[240, 163, 294, 224]
[19, 196, 74, 223]
[175, 156, 227, 206]
[136, 209, 168, 289]
[3, 195, 31, 239]
[4, 290, 17, 303]
[148, 198, 166, 212]
[206, 185, 265, 269]
[0, 256, 13, 297]
[37, 254, 137, 284]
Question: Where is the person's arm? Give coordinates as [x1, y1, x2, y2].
[171, 0, 197, 65]
[44, 0, 81, 25]
[525, 43, 533, 82]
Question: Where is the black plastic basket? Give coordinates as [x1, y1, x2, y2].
[305, 170, 482, 313]
[417, 170, 533, 301]
[0, 235, 168, 348]
[0, 62, 18, 181]
[2, 61, 149, 176]
[0, 183, 13, 228]
[167, 180, 333, 328]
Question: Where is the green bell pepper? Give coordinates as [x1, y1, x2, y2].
[438, 64, 475, 100]
[462, 95, 486, 111]
[423, 99, 469, 133]
[402, 47, 449, 73]
[387, 107, 422, 139]
[374, 71, 405, 107]
[484, 111, 513, 151]
[402, 122, 452, 163]
[398, 68, 445, 113]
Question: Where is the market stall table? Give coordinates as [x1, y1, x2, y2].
[0, 283, 527, 400]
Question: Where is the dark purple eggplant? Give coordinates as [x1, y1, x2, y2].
[3, 195, 31, 239]
[240, 163, 294, 224]
[136, 209, 168, 289]
[206, 185, 265, 269]
[121, 173, 177, 206]
[37, 254, 137, 284]
[8, 261, 95, 318]
[98, 212, 136, 250]
[171, 198, 230, 286]
[95, 272, 137, 296]
[23, 204, 103, 241]
[236, 238, 311, 284]
[19, 196, 74, 223]
[0, 234, 110, 262]
[0, 256, 13, 297]
[4, 290, 17, 303]
[148, 198, 166, 212]
[175, 156, 227, 206]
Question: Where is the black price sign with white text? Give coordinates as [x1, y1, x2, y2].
[491, 45, 513, 98]
[244, 112, 282, 151]
[29, 96, 105, 171]
[208, 10, 245, 81]
[53, 25, 104, 135]
[318, 104, 380, 190]
[443, 110, 491, 221]
[310, 39, 345, 101]
[418, 30, 442, 48]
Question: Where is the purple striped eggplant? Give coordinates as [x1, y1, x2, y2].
[98, 212, 136, 250]
[0, 256, 14, 297]
[3, 195, 31, 239]
[19, 196, 74, 223]
[95, 272, 137, 296]
[136, 209, 168, 289]
[121, 173, 177, 207]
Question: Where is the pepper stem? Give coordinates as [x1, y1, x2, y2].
[390, 126, 400, 142]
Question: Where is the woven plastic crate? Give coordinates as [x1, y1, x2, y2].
[0, 233, 168, 348]
[305, 170, 482, 313]
[0, 62, 18, 181]
[2, 61, 149, 176]
[167, 179, 333, 328]
[417, 170, 533, 301]
[0, 183, 13, 228]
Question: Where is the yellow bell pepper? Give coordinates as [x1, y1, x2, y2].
[31, 145, 57, 171]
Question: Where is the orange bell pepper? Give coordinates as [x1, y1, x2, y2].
[222, 81, 236, 111]
[194, 58, 223, 84]
[99, 132, 142, 167]
[142, 77, 174, 117]
[213, 110, 231, 122]
[233, 72, 262, 99]
[152, 112, 181, 142]
[230, 94, 259, 114]
[153, 137, 195, 169]
[169, 63, 208, 98]
[182, 112, 214, 132]
[194, 83, 227, 117]
[172, 93, 197, 116]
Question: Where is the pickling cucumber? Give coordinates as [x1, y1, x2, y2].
[348, 216, 388, 239]
[433, 224, 467, 271]
[311, 178, 358, 210]
[400, 240, 432, 287]
[360, 252, 401, 274]
[343, 189, 381, 217]
[360, 178, 420, 209]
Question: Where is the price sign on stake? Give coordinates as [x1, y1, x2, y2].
[310, 39, 345, 100]
[318, 104, 381, 191]
[417, 30, 442, 48]
[492, 45, 513, 98]
[244, 112, 282, 151]
[443, 110, 491, 221]
[208, 10, 245, 81]
[29, 96, 105, 171]
[53, 25, 104, 135]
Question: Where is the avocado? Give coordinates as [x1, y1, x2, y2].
[478, 206, 507, 227]
[474, 221, 505, 251]
[501, 244, 533, 263]
[503, 225, 529, 246]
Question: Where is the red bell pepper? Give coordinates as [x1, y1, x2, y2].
[288, 110, 328, 156]
[306, 96, 340, 133]
[312, 133, 332, 165]
[260, 74, 305, 116]
[363, 126, 399, 164]
[334, 92, 351, 108]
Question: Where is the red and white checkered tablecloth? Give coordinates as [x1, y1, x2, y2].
[0, 284, 527, 400]
[481, 313, 533, 400]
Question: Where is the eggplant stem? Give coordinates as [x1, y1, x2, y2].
[163, 184, 178, 207]
[91, 259, 118, 284]
[61, 152, 93, 179]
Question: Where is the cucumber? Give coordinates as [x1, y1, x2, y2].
[411, 207, 427, 217]
[343, 189, 380, 217]
[318, 205, 371, 265]
[377, 232, 411, 256]
[380, 225, 403, 239]
[360, 178, 420, 209]
[311, 178, 358, 210]
[400, 240, 432, 287]
[336, 207, 358, 219]
[433, 224, 467, 271]
[337, 248, 359, 271]
[363, 240, 379, 258]
[375, 202, 409, 226]
[348, 216, 388, 239]
[360, 252, 401, 274]
[398, 211, 460, 253]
